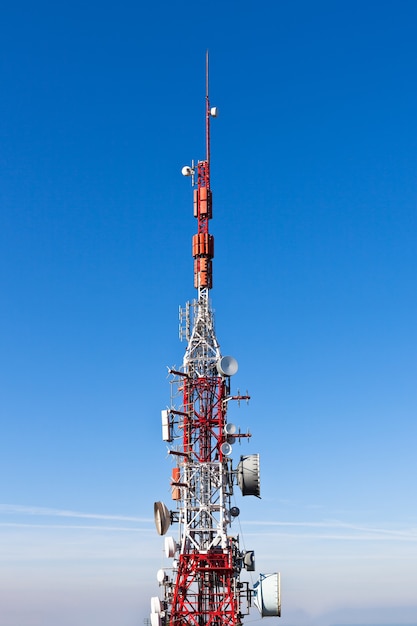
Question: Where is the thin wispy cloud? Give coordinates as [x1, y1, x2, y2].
[0, 508, 161, 563]
[0, 504, 152, 523]
[239, 519, 417, 542]
[0, 522, 152, 532]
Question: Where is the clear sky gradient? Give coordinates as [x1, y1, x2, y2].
[1, 1, 416, 625]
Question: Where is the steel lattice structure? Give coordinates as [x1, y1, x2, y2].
[151, 52, 280, 626]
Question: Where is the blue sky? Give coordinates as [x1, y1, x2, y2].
[1, 1, 416, 625]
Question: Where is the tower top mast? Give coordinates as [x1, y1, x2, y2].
[206, 49, 210, 167]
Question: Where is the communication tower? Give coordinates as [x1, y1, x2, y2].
[151, 53, 281, 626]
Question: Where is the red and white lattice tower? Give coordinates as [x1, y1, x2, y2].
[151, 52, 281, 626]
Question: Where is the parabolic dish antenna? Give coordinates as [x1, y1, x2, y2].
[216, 355, 238, 377]
[237, 454, 261, 497]
[153, 501, 170, 536]
[150, 613, 161, 626]
[156, 569, 167, 583]
[164, 536, 177, 558]
[224, 423, 236, 435]
[243, 550, 255, 572]
[220, 442, 233, 456]
[150, 597, 162, 614]
[253, 572, 281, 617]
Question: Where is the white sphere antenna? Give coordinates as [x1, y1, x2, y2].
[181, 165, 194, 177]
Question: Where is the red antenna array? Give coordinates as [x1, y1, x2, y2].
[151, 53, 281, 626]
[191, 51, 215, 291]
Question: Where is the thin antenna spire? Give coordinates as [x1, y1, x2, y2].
[206, 49, 210, 167]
